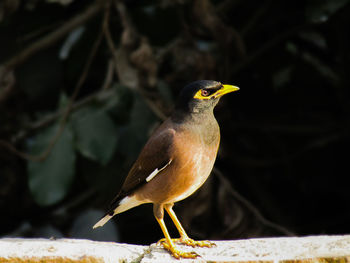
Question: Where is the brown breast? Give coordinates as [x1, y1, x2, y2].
[136, 120, 220, 205]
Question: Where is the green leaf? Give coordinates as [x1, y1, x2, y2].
[305, 0, 350, 23]
[27, 123, 75, 206]
[102, 84, 133, 122]
[157, 80, 173, 105]
[129, 96, 156, 137]
[58, 92, 70, 109]
[273, 67, 293, 89]
[117, 94, 157, 164]
[72, 107, 119, 165]
[285, 42, 298, 55]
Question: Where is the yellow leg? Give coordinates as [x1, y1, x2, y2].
[164, 204, 215, 248]
[154, 204, 198, 259]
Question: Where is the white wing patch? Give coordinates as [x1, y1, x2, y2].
[146, 159, 172, 182]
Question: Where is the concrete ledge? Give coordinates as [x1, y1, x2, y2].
[1, 235, 350, 262]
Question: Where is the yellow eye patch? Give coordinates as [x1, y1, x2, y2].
[193, 84, 239, 100]
[193, 89, 216, 100]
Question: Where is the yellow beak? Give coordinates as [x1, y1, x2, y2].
[215, 84, 240, 98]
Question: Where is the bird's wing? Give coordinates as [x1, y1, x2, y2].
[108, 127, 175, 208]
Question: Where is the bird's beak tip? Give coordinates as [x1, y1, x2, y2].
[217, 84, 240, 97]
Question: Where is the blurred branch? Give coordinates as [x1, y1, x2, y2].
[155, 37, 182, 63]
[230, 126, 347, 168]
[19, 21, 63, 44]
[2, 0, 103, 70]
[102, 59, 115, 90]
[53, 188, 97, 216]
[0, 67, 15, 103]
[106, 0, 167, 120]
[114, 0, 134, 31]
[213, 168, 295, 236]
[103, 1, 118, 57]
[0, 18, 105, 161]
[193, 0, 246, 61]
[0, 0, 19, 22]
[11, 89, 115, 143]
[216, 0, 241, 14]
[241, 0, 272, 37]
[301, 52, 340, 84]
[231, 24, 312, 74]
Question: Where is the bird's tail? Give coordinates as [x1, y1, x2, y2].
[93, 214, 113, 229]
[93, 195, 145, 229]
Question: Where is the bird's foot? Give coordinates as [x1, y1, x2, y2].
[157, 237, 215, 248]
[157, 238, 199, 259]
[178, 237, 216, 248]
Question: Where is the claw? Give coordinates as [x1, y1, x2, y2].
[157, 238, 199, 259]
[179, 237, 216, 248]
[156, 238, 166, 246]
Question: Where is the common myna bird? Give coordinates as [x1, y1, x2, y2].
[93, 80, 239, 259]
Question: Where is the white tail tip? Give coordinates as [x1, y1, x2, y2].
[93, 214, 113, 229]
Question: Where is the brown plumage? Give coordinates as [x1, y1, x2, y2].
[93, 80, 239, 259]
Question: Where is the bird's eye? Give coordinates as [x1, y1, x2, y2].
[201, 89, 210, 97]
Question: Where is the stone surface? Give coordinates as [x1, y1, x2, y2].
[1, 235, 350, 262]
[0, 238, 146, 263]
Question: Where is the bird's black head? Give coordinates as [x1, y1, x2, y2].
[174, 80, 239, 114]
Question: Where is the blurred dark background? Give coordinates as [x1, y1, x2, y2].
[1, 0, 350, 244]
